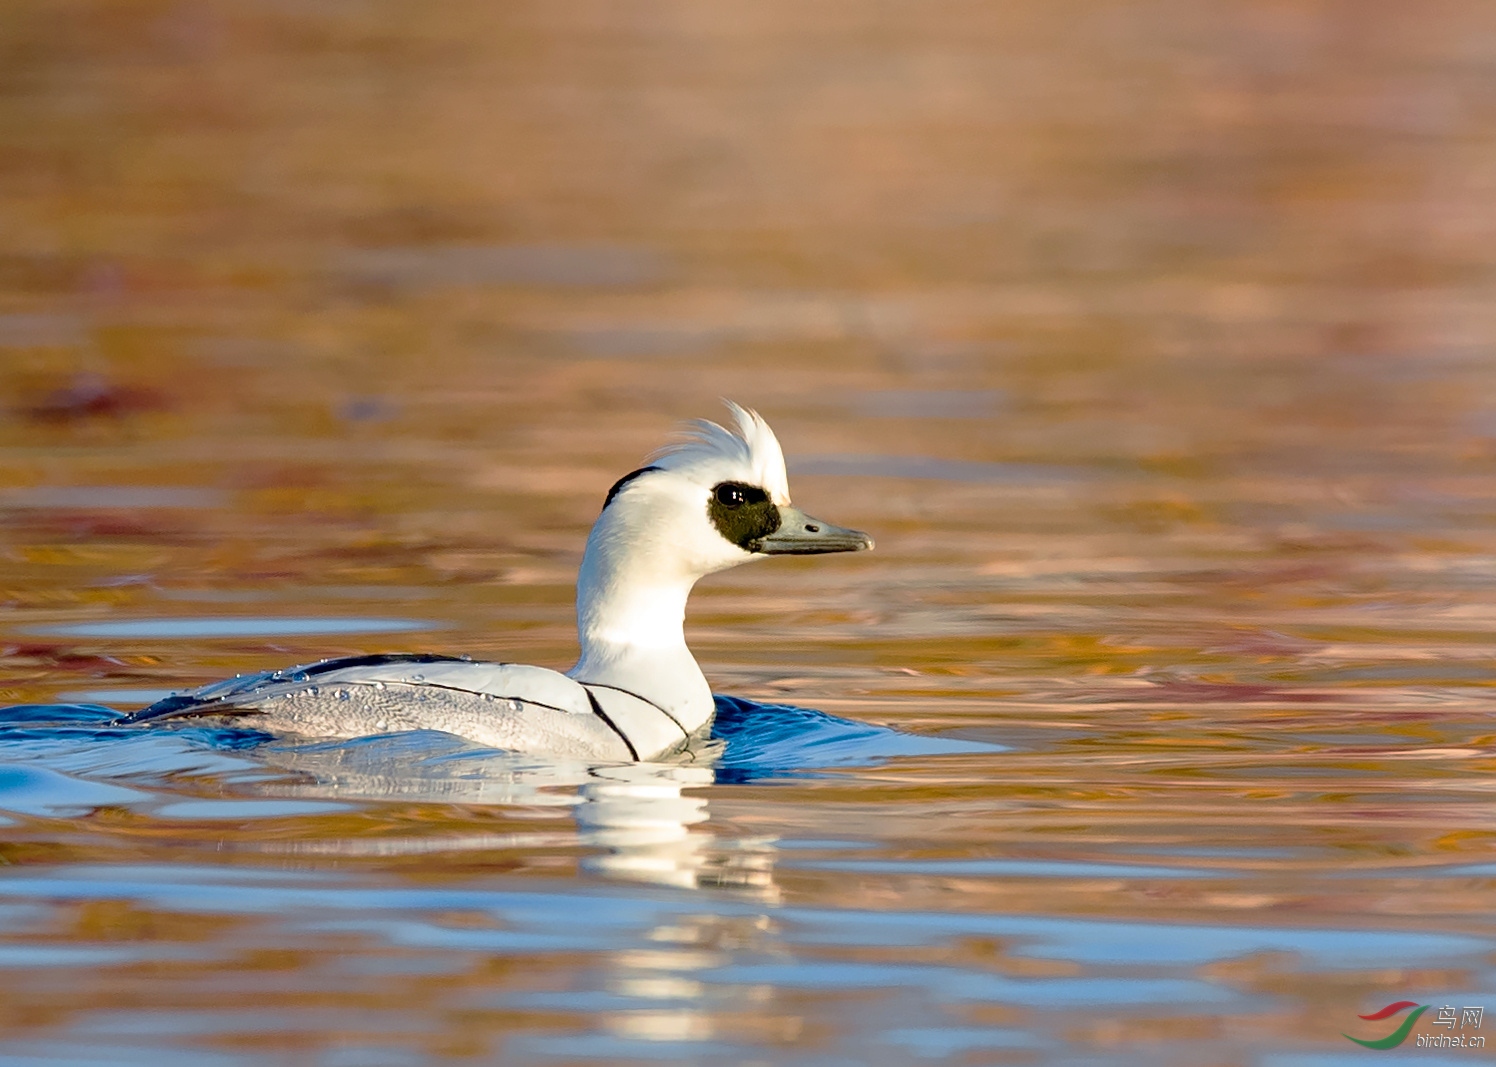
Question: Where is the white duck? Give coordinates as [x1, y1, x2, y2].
[130, 403, 872, 761]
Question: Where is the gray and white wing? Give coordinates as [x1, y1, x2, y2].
[127, 654, 637, 760]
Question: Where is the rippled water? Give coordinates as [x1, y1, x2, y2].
[5, 1, 1496, 1064]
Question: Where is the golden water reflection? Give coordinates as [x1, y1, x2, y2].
[3, 0, 1496, 1061]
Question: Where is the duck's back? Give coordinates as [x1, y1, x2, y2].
[128, 654, 695, 761]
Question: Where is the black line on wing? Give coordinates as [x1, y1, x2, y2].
[582, 682, 692, 741]
[585, 689, 639, 760]
[121, 654, 483, 725]
[121, 698, 262, 725]
[295, 653, 472, 676]
[119, 695, 210, 724]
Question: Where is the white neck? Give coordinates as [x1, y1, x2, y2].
[565, 512, 715, 733]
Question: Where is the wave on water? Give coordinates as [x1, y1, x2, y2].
[708, 695, 996, 782]
[0, 695, 997, 812]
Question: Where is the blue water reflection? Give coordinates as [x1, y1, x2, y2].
[0, 696, 1489, 1065]
[710, 695, 998, 781]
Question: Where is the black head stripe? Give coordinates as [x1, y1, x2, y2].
[708, 480, 780, 550]
[602, 466, 662, 512]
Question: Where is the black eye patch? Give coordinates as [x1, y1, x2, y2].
[708, 481, 779, 549]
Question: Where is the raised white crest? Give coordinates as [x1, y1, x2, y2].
[649, 400, 791, 504]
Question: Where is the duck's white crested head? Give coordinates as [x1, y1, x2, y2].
[592, 400, 871, 571]
[570, 403, 871, 716]
[648, 401, 790, 506]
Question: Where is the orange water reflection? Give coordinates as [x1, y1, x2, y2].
[3, 0, 1496, 1062]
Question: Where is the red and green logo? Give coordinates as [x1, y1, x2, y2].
[1344, 1002, 1429, 1049]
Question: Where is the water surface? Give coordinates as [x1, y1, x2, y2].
[3, 1, 1496, 1063]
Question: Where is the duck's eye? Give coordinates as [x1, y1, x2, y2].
[715, 483, 746, 508]
[707, 481, 780, 548]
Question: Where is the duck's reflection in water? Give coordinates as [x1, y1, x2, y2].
[578, 762, 776, 894]
[248, 731, 778, 898]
